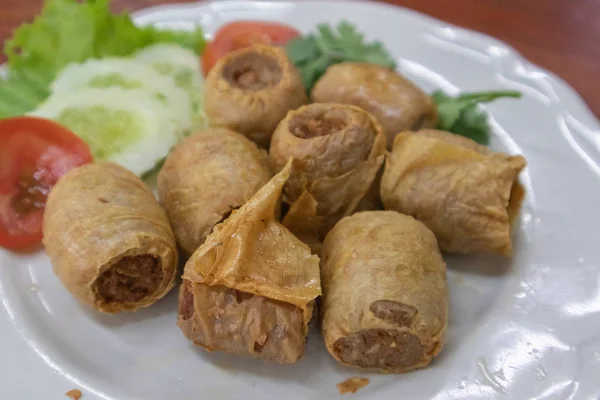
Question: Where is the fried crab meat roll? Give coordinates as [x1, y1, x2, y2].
[204, 44, 307, 147]
[43, 162, 178, 314]
[380, 129, 527, 255]
[269, 103, 386, 251]
[311, 62, 438, 148]
[177, 161, 321, 363]
[158, 128, 272, 255]
[321, 211, 448, 373]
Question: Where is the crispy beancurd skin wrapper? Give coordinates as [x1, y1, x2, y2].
[320, 211, 448, 373]
[204, 44, 307, 147]
[311, 62, 438, 148]
[270, 103, 386, 251]
[157, 128, 272, 255]
[43, 162, 178, 314]
[281, 190, 324, 253]
[177, 161, 321, 363]
[380, 129, 527, 255]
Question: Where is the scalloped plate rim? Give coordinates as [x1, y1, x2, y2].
[2, 2, 600, 400]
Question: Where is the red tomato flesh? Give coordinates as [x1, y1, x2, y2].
[202, 21, 301, 75]
[0, 117, 93, 250]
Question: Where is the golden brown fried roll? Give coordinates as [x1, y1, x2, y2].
[204, 44, 307, 147]
[43, 162, 178, 314]
[380, 129, 527, 255]
[321, 211, 448, 373]
[157, 128, 272, 255]
[177, 161, 321, 363]
[311, 62, 437, 148]
[269, 103, 386, 251]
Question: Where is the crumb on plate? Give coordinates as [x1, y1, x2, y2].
[65, 389, 82, 399]
[337, 377, 370, 395]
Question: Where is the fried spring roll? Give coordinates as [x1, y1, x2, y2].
[177, 161, 321, 363]
[204, 44, 307, 147]
[158, 128, 272, 255]
[269, 103, 386, 251]
[311, 62, 438, 148]
[321, 211, 448, 373]
[43, 162, 178, 314]
[380, 129, 527, 255]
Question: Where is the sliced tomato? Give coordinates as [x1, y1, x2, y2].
[202, 21, 301, 75]
[0, 117, 93, 250]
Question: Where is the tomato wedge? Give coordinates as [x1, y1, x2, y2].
[0, 117, 93, 250]
[202, 21, 301, 75]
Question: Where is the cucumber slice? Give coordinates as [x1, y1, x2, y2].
[135, 44, 203, 88]
[51, 58, 193, 132]
[135, 44, 207, 130]
[30, 88, 180, 176]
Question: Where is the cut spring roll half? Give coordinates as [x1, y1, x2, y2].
[321, 211, 448, 373]
[177, 161, 321, 363]
[43, 162, 178, 314]
[204, 44, 307, 147]
[269, 103, 386, 252]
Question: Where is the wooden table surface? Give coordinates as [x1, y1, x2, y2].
[1, 0, 599, 117]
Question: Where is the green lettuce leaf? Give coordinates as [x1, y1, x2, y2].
[0, 0, 206, 119]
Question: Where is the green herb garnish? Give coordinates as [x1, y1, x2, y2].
[432, 90, 522, 145]
[286, 21, 396, 92]
[0, 0, 206, 119]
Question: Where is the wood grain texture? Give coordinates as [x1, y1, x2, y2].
[1, 0, 599, 116]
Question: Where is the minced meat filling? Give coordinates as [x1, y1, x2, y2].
[333, 329, 424, 370]
[180, 281, 195, 320]
[289, 112, 349, 139]
[369, 300, 417, 328]
[223, 52, 282, 90]
[177, 282, 306, 363]
[95, 255, 162, 303]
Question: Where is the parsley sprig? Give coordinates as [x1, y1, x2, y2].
[433, 90, 522, 145]
[286, 21, 396, 92]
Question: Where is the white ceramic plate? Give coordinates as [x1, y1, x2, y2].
[2, 1, 600, 399]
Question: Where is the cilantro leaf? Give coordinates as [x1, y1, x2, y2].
[298, 54, 332, 93]
[432, 90, 521, 145]
[0, 0, 206, 119]
[286, 21, 396, 93]
[436, 99, 470, 130]
[286, 35, 319, 65]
